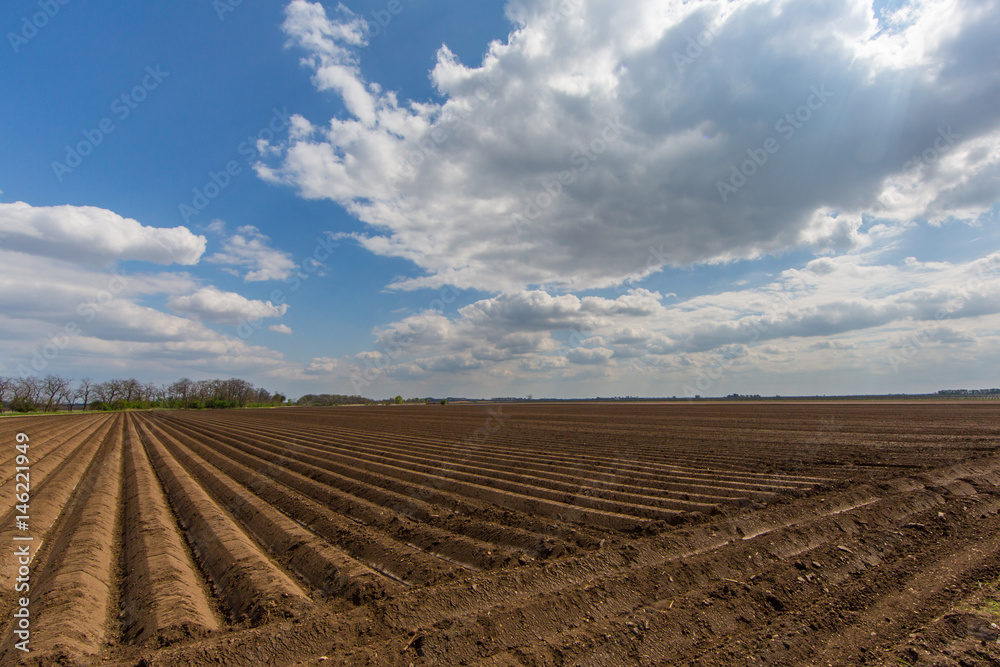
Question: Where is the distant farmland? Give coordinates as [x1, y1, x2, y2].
[2, 402, 999, 665]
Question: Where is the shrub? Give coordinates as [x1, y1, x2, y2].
[9, 397, 36, 413]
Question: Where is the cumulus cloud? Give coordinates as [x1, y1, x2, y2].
[0, 250, 291, 381]
[168, 286, 289, 326]
[567, 346, 615, 365]
[0, 201, 206, 266]
[0, 202, 298, 382]
[418, 354, 483, 373]
[206, 225, 297, 281]
[270, 324, 294, 334]
[259, 0, 1000, 292]
[283, 0, 373, 124]
[460, 291, 597, 331]
[302, 250, 1000, 395]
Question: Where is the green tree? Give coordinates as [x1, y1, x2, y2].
[394, 395, 403, 405]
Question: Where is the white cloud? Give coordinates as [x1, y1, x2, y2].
[0, 201, 206, 265]
[205, 219, 227, 235]
[168, 286, 289, 326]
[0, 250, 292, 382]
[566, 346, 614, 365]
[206, 225, 297, 281]
[269, 324, 294, 334]
[417, 354, 483, 373]
[282, 0, 375, 125]
[304, 356, 341, 373]
[460, 291, 596, 331]
[301, 250, 1000, 396]
[260, 0, 1000, 293]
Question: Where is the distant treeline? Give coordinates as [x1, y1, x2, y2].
[937, 388, 1000, 395]
[0, 375, 286, 413]
[295, 394, 438, 406]
[295, 394, 376, 406]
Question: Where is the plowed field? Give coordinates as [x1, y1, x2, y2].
[1, 401, 999, 666]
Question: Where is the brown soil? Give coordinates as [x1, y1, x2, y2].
[120, 415, 220, 646]
[0, 401, 998, 666]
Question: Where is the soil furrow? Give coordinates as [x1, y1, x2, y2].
[156, 413, 674, 526]
[134, 417, 313, 625]
[139, 415, 402, 604]
[0, 415, 124, 664]
[0, 414, 117, 592]
[146, 414, 490, 584]
[120, 414, 221, 646]
[155, 413, 593, 554]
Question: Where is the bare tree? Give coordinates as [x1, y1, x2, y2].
[57, 380, 75, 411]
[41, 375, 73, 412]
[193, 379, 216, 401]
[122, 378, 142, 403]
[75, 377, 93, 411]
[143, 382, 163, 404]
[108, 379, 125, 403]
[11, 377, 41, 412]
[0, 376, 12, 413]
[92, 380, 123, 405]
[223, 377, 254, 406]
[169, 378, 193, 404]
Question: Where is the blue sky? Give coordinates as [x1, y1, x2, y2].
[2, 0, 999, 399]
